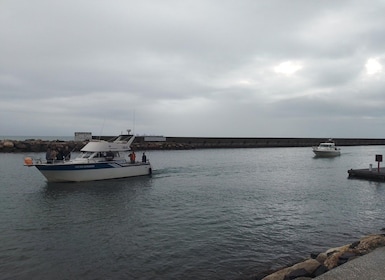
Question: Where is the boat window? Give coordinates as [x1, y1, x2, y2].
[320, 143, 332, 147]
[80, 152, 93, 158]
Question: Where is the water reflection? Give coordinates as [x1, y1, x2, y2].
[43, 176, 153, 195]
[39, 176, 154, 218]
[4, 147, 385, 280]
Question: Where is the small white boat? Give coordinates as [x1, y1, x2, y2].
[312, 139, 341, 157]
[24, 130, 152, 182]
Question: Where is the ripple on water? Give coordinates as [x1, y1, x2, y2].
[1, 148, 385, 279]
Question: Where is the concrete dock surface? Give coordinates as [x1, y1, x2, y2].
[315, 246, 385, 279]
[348, 167, 385, 181]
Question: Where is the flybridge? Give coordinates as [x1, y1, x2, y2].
[81, 135, 135, 152]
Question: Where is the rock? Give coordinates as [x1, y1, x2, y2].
[283, 268, 308, 280]
[262, 259, 321, 280]
[337, 252, 358, 265]
[312, 264, 328, 277]
[324, 249, 352, 269]
[15, 142, 28, 149]
[2, 140, 14, 148]
[315, 252, 327, 264]
[354, 234, 385, 254]
[349, 241, 360, 249]
[257, 234, 385, 280]
[325, 244, 350, 256]
[322, 234, 385, 270]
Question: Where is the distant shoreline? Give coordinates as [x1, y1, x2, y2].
[1, 137, 385, 153]
[0, 136, 73, 141]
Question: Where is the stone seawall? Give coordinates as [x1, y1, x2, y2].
[1, 137, 385, 153]
[0, 139, 85, 153]
[255, 232, 385, 280]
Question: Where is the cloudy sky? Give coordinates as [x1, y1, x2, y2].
[1, 0, 385, 138]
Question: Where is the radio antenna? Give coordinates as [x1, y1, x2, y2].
[132, 109, 136, 135]
[99, 118, 106, 140]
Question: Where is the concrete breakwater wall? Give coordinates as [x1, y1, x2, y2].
[135, 137, 385, 149]
[1, 137, 385, 153]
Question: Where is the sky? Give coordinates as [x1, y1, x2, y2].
[1, 0, 385, 138]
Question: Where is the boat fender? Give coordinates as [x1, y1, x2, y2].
[149, 167, 152, 175]
[24, 157, 33, 166]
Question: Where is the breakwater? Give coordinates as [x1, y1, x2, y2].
[1, 137, 385, 153]
[135, 137, 385, 149]
[257, 233, 385, 280]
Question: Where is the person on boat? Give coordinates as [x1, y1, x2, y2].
[46, 148, 53, 164]
[129, 151, 136, 163]
[56, 147, 64, 161]
[106, 151, 114, 160]
[46, 147, 57, 163]
[142, 152, 147, 163]
[51, 149, 58, 162]
[63, 146, 71, 160]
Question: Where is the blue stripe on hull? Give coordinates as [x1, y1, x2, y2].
[36, 162, 117, 171]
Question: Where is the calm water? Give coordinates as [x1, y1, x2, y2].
[1, 146, 385, 280]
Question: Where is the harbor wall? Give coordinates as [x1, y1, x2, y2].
[1, 137, 385, 153]
[133, 137, 385, 149]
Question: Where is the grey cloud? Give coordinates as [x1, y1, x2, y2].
[1, 0, 385, 137]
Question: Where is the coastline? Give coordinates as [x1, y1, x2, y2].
[1, 137, 385, 153]
[256, 232, 385, 280]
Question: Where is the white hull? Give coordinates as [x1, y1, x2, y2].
[312, 150, 341, 157]
[36, 163, 152, 182]
[312, 139, 341, 157]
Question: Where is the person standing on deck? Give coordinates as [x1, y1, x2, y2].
[63, 146, 71, 160]
[129, 151, 136, 163]
[46, 148, 53, 163]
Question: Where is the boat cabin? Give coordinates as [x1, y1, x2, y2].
[76, 151, 121, 162]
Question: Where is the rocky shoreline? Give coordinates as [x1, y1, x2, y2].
[0, 139, 85, 153]
[0, 139, 195, 153]
[253, 232, 385, 280]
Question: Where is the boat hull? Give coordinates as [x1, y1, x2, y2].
[312, 150, 341, 157]
[35, 162, 152, 182]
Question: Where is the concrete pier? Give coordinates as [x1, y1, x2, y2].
[348, 167, 385, 181]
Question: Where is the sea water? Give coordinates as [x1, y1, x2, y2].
[1, 146, 385, 279]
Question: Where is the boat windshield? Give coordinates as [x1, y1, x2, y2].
[79, 152, 94, 159]
[320, 143, 333, 147]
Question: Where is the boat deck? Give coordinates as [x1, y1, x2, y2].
[348, 167, 385, 181]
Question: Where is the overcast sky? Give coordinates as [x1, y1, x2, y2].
[1, 0, 385, 138]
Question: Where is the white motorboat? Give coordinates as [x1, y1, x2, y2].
[24, 131, 152, 182]
[312, 139, 341, 157]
